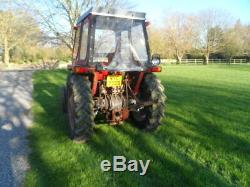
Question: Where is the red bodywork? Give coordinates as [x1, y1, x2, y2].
[69, 66, 161, 97]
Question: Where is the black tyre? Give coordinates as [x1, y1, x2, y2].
[67, 74, 94, 142]
[61, 86, 67, 113]
[132, 73, 166, 131]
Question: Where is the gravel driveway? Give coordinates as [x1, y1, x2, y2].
[0, 70, 33, 187]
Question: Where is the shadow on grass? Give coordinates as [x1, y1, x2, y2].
[26, 70, 250, 187]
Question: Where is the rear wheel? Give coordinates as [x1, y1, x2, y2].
[132, 73, 166, 131]
[61, 86, 67, 113]
[67, 74, 94, 142]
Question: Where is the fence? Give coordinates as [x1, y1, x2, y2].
[162, 59, 249, 64]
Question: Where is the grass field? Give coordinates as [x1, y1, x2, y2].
[25, 65, 250, 187]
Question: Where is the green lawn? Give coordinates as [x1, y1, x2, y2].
[25, 65, 250, 187]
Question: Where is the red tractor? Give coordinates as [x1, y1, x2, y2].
[63, 7, 166, 141]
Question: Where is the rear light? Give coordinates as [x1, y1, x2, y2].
[75, 67, 95, 73]
[99, 70, 109, 76]
[149, 66, 162, 72]
[75, 67, 88, 73]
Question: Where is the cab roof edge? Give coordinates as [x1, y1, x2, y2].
[77, 7, 146, 25]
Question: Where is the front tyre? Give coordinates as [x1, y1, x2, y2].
[67, 74, 94, 142]
[132, 73, 166, 131]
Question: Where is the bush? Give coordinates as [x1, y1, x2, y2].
[10, 45, 71, 63]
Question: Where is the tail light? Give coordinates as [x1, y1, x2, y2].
[149, 66, 162, 72]
[75, 67, 88, 73]
[74, 67, 95, 73]
[99, 70, 109, 76]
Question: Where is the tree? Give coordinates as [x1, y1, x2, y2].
[241, 24, 250, 57]
[221, 21, 244, 60]
[163, 13, 198, 63]
[0, 6, 41, 64]
[148, 27, 171, 58]
[221, 30, 241, 60]
[198, 10, 227, 64]
[22, 0, 131, 51]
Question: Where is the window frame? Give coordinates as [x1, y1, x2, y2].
[72, 25, 81, 61]
[79, 19, 89, 61]
[74, 17, 91, 66]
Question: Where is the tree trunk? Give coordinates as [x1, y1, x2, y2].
[4, 37, 10, 64]
[177, 55, 182, 64]
[229, 57, 232, 65]
[204, 54, 209, 65]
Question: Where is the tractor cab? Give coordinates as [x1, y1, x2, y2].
[72, 7, 158, 72]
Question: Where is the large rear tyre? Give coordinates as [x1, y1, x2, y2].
[132, 73, 166, 131]
[67, 74, 94, 142]
[61, 86, 67, 113]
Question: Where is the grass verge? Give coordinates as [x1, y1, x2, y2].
[25, 65, 250, 186]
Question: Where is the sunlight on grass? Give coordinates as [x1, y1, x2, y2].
[25, 65, 250, 187]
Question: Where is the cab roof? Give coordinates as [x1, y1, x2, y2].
[77, 7, 146, 24]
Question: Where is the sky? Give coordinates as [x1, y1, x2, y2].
[133, 0, 250, 26]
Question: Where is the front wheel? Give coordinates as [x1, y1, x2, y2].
[132, 73, 166, 131]
[67, 74, 95, 142]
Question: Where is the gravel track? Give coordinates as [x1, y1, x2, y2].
[0, 70, 33, 187]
